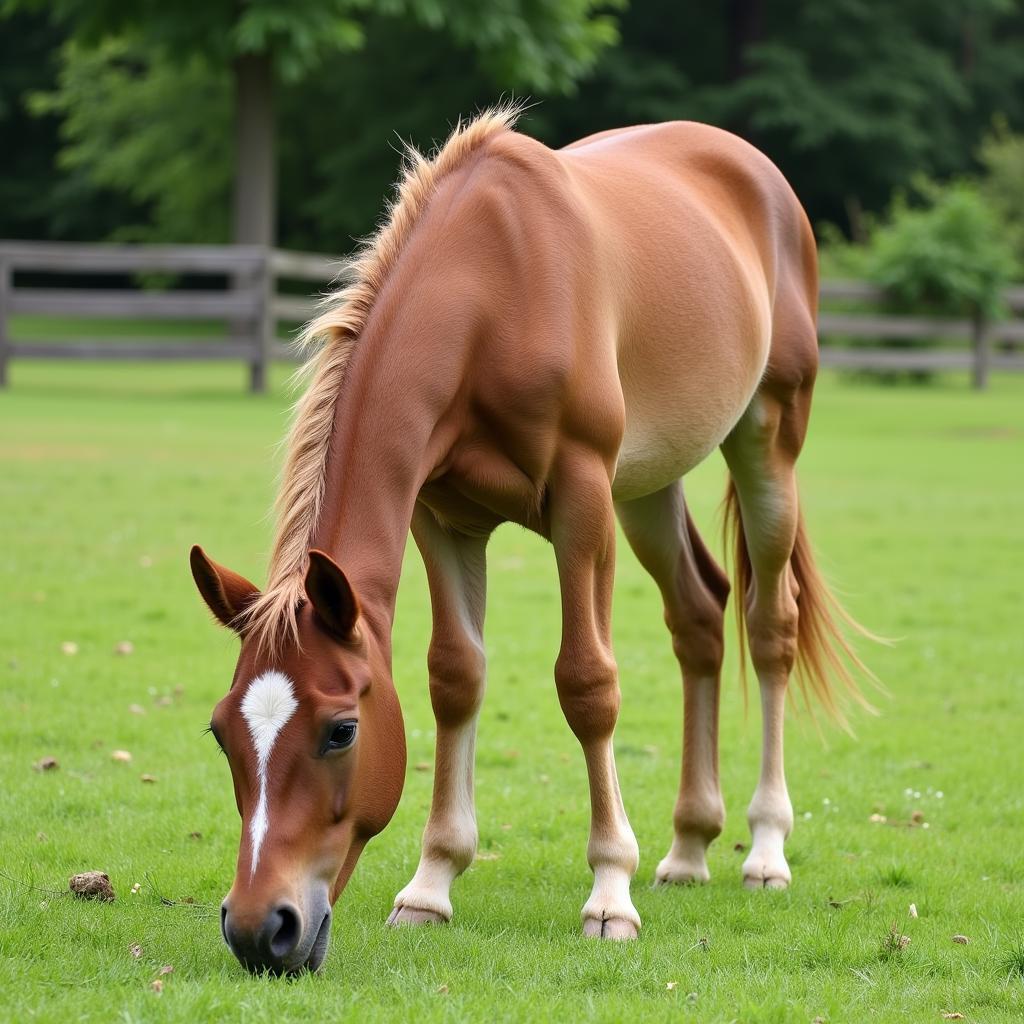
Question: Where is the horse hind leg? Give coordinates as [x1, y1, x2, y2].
[616, 481, 730, 884]
[720, 353, 815, 889]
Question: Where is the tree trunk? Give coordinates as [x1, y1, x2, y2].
[231, 52, 274, 393]
[727, 0, 764, 82]
[232, 52, 275, 246]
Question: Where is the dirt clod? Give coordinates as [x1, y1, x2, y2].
[70, 871, 115, 901]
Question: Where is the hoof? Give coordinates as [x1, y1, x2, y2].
[654, 858, 710, 886]
[386, 905, 447, 927]
[583, 916, 639, 941]
[743, 874, 790, 891]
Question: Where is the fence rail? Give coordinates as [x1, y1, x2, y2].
[1, 242, 1023, 391]
[818, 279, 1024, 387]
[0, 241, 330, 391]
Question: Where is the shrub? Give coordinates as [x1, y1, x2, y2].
[978, 119, 1024, 270]
[864, 179, 1016, 320]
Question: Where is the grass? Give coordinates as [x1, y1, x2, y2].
[1, 361, 1022, 1023]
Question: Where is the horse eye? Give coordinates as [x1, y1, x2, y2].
[327, 720, 357, 751]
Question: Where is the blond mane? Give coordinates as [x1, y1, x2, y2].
[241, 104, 523, 655]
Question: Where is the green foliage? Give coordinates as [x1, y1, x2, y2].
[8, 0, 619, 92]
[5, 0, 1024, 247]
[865, 180, 1016, 319]
[537, 0, 1024, 234]
[28, 39, 232, 244]
[978, 119, 1024, 266]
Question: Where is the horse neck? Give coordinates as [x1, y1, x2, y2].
[309, 301, 461, 650]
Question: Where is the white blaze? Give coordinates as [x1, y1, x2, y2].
[240, 670, 299, 875]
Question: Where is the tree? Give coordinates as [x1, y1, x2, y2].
[11, 0, 621, 247]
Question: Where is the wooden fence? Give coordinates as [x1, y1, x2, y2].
[818, 279, 1024, 388]
[2, 241, 1023, 391]
[0, 241, 334, 392]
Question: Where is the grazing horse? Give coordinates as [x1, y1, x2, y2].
[190, 107, 872, 974]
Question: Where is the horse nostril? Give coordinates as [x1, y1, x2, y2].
[268, 904, 300, 959]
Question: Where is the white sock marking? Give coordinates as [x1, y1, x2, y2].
[240, 670, 298, 875]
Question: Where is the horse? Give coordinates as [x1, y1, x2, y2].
[190, 106, 873, 974]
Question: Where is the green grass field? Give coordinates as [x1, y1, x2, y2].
[1, 361, 1022, 1023]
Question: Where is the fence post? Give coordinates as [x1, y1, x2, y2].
[248, 247, 272, 394]
[0, 255, 9, 388]
[971, 311, 990, 391]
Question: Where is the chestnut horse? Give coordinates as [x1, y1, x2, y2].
[190, 107, 871, 974]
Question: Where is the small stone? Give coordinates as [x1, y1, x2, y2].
[111, 750, 132, 762]
[140, 774, 157, 783]
[69, 871, 115, 901]
[33, 756, 59, 772]
[61, 641, 78, 656]
[951, 934, 970, 945]
[114, 641, 134, 656]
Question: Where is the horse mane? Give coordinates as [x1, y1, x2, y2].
[240, 104, 523, 656]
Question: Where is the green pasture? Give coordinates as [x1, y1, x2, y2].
[1, 361, 1022, 1022]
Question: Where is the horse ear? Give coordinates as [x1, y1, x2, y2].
[190, 545, 260, 632]
[304, 549, 360, 641]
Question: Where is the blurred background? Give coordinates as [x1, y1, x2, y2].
[2, 0, 1023, 286]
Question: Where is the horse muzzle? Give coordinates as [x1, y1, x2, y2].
[221, 886, 332, 975]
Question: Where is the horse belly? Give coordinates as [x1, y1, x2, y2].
[611, 318, 770, 502]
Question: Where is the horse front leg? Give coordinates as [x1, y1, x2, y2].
[550, 450, 641, 939]
[388, 505, 488, 926]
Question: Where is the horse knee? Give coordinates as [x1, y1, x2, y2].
[554, 650, 619, 741]
[428, 636, 486, 727]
